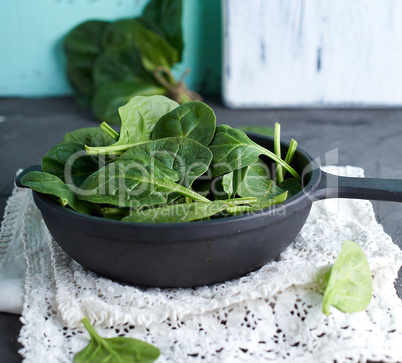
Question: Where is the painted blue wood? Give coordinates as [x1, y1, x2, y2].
[0, 0, 221, 97]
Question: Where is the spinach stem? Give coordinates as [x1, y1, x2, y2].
[226, 206, 253, 214]
[253, 144, 301, 181]
[100, 122, 120, 141]
[274, 123, 284, 184]
[85, 142, 144, 155]
[224, 197, 257, 206]
[283, 139, 298, 178]
[81, 317, 103, 345]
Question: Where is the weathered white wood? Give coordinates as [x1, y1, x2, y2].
[223, 0, 402, 107]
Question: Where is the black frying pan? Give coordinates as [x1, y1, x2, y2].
[15, 134, 402, 288]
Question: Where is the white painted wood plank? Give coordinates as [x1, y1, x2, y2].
[223, 0, 402, 107]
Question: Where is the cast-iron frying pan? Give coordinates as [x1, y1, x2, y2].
[15, 134, 402, 288]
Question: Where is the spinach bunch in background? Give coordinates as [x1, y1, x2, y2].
[64, 0, 200, 125]
[20, 95, 302, 223]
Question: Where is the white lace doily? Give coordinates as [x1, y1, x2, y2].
[6, 166, 402, 362]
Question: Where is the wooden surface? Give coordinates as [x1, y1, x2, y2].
[0, 97, 401, 362]
[223, 0, 402, 107]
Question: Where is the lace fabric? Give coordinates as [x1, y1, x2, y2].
[6, 166, 402, 362]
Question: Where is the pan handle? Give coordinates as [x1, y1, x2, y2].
[311, 171, 402, 202]
[15, 165, 42, 188]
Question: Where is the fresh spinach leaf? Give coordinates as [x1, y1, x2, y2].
[141, 0, 183, 61]
[222, 159, 270, 198]
[232, 162, 287, 210]
[63, 127, 116, 147]
[134, 22, 179, 72]
[102, 18, 178, 72]
[41, 142, 100, 187]
[64, 20, 108, 55]
[64, 20, 109, 97]
[278, 178, 302, 198]
[239, 125, 274, 137]
[66, 54, 98, 97]
[123, 200, 228, 223]
[100, 207, 131, 220]
[20, 172, 97, 215]
[151, 102, 216, 146]
[91, 82, 166, 125]
[89, 95, 179, 154]
[117, 137, 212, 188]
[93, 45, 157, 88]
[102, 19, 143, 49]
[74, 317, 160, 363]
[209, 125, 301, 181]
[322, 240, 372, 315]
[78, 153, 209, 208]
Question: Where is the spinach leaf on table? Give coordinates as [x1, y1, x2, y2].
[141, 0, 183, 61]
[123, 200, 228, 223]
[102, 18, 178, 72]
[101, 18, 143, 49]
[74, 317, 159, 363]
[20, 172, 97, 215]
[93, 46, 157, 89]
[134, 23, 179, 73]
[64, 20, 109, 97]
[322, 240, 372, 315]
[91, 83, 166, 125]
[151, 102, 216, 146]
[209, 125, 300, 181]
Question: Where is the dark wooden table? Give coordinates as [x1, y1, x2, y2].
[1, 97, 401, 362]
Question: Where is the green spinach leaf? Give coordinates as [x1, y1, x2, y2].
[278, 178, 302, 198]
[41, 142, 100, 187]
[117, 137, 212, 188]
[64, 20, 108, 55]
[141, 0, 183, 60]
[89, 95, 179, 154]
[91, 82, 166, 125]
[222, 159, 270, 198]
[209, 125, 300, 181]
[102, 18, 178, 72]
[78, 153, 209, 208]
[151, 102, 216, 146]
[63, 127, 116, 147]
[322, 240, 372, 315]
[123, 200, 228, 223]
[64, 20, 109, 97]
[134, 22, 179, 72]
[102, 19, 143, 49]
[74, 317, 159, 363]
[231, 162, 287, 210]
[93, 45, 156, 88]
[20, 172, 97, 215]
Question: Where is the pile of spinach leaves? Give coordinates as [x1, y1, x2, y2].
[64, 0, 200, 125]
[21, 95, 303, 223]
